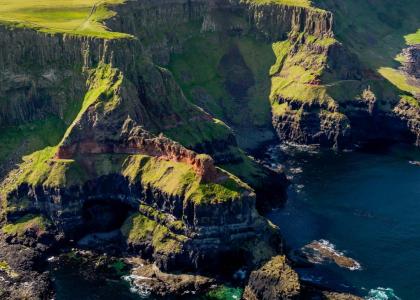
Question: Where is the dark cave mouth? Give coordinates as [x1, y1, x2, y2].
[81, 199, 134, 234]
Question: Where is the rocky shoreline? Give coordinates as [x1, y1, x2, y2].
[0, 0, 418, 299]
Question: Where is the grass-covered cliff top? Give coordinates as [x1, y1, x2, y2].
[1, 147, 250, 215]
[247, 0, 311, 7]
[0, 0, 131, 39]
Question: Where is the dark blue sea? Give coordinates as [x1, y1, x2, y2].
[50, 144, 420, 300]
[267, 143, 420, 300]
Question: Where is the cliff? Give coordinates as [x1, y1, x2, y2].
[0, 1, 289, 283]
[0, 0, 418, 297]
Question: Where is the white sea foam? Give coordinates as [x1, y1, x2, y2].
[279, 142, 320, 154]
[122, 274, 152, 298]
[290, 167, 303, 174]
[303, 239, 362, 271]
[366, 287, 401, 300]
[47, 256, 57, 263]
[409, 160, 420, 166]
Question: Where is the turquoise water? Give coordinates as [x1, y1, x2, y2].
[267, 144, 420, 300]
[50, 257, 243, 300]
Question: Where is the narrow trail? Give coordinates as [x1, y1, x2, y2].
[74, 0, 106, 32]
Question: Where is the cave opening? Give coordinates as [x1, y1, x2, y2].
[81, 199, 134, 234]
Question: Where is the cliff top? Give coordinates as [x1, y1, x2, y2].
[0, 0, 131, 39]
[248, 0, 311, 7]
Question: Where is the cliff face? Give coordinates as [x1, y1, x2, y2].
[0, 4, 284, 275]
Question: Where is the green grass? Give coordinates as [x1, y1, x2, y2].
[164, 118, 233, 149]
[379, 67, 420, 95]
[0, 116, 66, 166]
[272, 102, 289, 116]
[60, 62, 123, 144]
[0, 261, 18, 278]
[400, 95, 420, 108]
[316, 0, 420, 100]
[405, 29, 420, 45]
[2, 151, 248, 210]
[0, 0, 131, 39]
[121, 213, 187, 254]
[169, 33, 276, 144]
[246, 0, 312, 8]
[123, 155, 247, 205]
[2, 214, 50, 236]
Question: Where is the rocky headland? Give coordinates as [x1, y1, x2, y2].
[0, 0, 418, 299]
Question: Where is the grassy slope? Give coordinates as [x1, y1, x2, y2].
[316, 0, 420, 102]
[268, 0, 420, 117]
[0, 0, 130, 38]
[2, 149, 248, 213]
[1, 63, 249, 214]
[247, 0, 311, 8]
[0, 116, 66, 167]
[168, 34, 275, 140]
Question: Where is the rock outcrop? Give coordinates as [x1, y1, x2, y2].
[243, 255, 300, 300]
[402, 45, 420, 79]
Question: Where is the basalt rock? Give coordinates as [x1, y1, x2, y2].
[401, 45, 420, 79]
[243, 255, 300, 300]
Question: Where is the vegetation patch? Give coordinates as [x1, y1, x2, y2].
[0, 0, 131, 39]
[2, 214, 50, 236]
[121, 213, 187, 255]
[0, 116, 66, 166]
[405, 29, 420, 45]
[0, 261, 19, 278]
[379, 67, 420, 95]
[123, 155, 247, 205]
[246, 0, 312, 8]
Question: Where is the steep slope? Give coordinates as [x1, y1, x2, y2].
[0, 0, 416, 297]
[267, 0, 420, 148]
[0, 3, 288, 295]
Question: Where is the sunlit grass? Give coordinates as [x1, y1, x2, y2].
[0, 0, 131, 39]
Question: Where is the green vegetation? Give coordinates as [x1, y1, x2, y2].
[0, 261, 18, 278]
[316, 0, 420, 100]
[246, 0, 311, 8]
[169, 34, 275, 130]
[2, 152, 247, 211]
[123, 155, 246, 205]
[204, 286, 244, 300]
[0, 116, 66, 166]
[272, 102, 290, 116]
[405, 29, 420, 45]
[378, 67, 420, 95]
[121, 213, 187, 254]
[2, 214, 50, 236]
[60, 62, 123, 143]
[269, 32, 336, 107]
[164, 118, 233, 150]
[400, 95, 420, 108]
[0, 0, 131, 39]
[139, 204, 186, 233]
[109, 260, 127, 276]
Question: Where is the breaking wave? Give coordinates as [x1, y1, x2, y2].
[122, 274, 152, 298]
[366, 287, 401, 300]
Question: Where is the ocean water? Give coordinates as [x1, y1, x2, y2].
[50, 143, 420, 300]
[50, 257, 243, 300]
[266, 144, 420, 300]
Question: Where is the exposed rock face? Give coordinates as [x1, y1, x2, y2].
[236, 0, 334, 40]
[0, 235, 53, 299]
[243, 256, 300, 300]
[402, 45, 420, 79]
[273, 99, 351, 149]
[393, 98, 420, 146]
